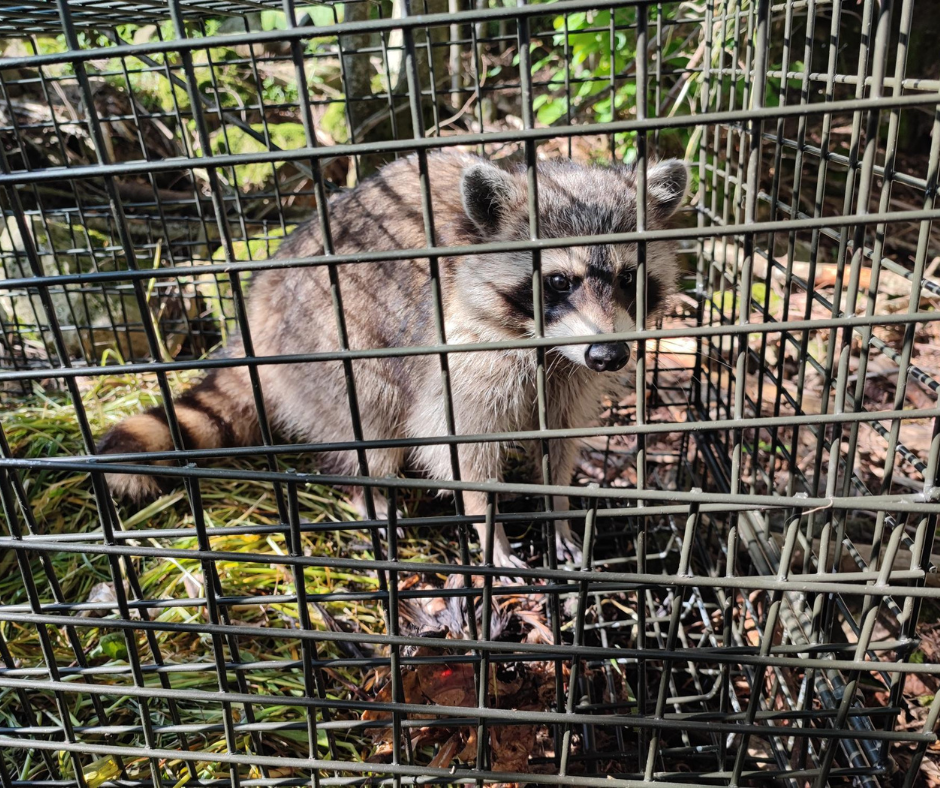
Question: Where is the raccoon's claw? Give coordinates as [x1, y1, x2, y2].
[349, 490, 405, 540]
[554, 523, 583, 567]
[556, 533, 583, 567]
[493, 548, 528, 570]
[379, 525, 407, 541]
[492, 540, 529, 585]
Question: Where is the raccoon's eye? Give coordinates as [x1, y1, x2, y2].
[621, 270, 635, 288]
[547, 273, 572, 293]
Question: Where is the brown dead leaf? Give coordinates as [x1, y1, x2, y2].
[904, 672, 939, 700]
[427, 734, 462, 770]
[922, 753, 940, 788]
[362, 650, 605, 774]
[416, 661, 477, 708]
[399, 573, 422, 591]
[362, 575, 627, 775]
[491, 725, 536, 773]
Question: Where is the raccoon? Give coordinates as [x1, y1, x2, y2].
[98, 150, 688, 569]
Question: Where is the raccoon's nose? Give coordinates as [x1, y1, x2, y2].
[585, 342, 630, 372]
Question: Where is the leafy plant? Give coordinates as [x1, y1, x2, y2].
[513, 5, 704, 160]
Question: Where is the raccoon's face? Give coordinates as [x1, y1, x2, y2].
[457, 156, 688, 372]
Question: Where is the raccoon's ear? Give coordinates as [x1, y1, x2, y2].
[647, 159, 689, 221]
[460, 163, 517, 235]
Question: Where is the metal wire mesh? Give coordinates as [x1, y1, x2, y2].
[1, 0, 939, 786]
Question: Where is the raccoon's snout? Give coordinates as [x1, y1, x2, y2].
[585, 342, 630, 372]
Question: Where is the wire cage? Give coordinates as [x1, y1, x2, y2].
[1, 0, 939, 786]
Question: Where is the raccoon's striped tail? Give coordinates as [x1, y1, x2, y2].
[97, 367, 260, 503]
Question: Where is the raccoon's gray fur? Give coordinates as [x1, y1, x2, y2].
[98, 150, 688, 568]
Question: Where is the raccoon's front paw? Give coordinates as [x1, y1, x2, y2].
[492, 544, 528, 569]
[492, 536, 529, 586]
[98, 441, 169, 505]
[554, 521, 583, 567]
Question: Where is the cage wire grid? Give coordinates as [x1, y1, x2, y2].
[0, 0, 938, 785]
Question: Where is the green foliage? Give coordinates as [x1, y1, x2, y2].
[765, 61, 806, 107]
[212, 225, 297, 262]
[751, 282, 783, 315]
[533, 90, 569, 125]
[260, 4, 339, 29]
[96, 632, 129, 662]
[210, 123, 308, 190]
[33, 36, 68, 56]
[521, 5, 700, 160]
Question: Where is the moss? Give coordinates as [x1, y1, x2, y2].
[210, 123, 309, 191]
[211, 224, 296, 263]
[319, 100, 350, 143]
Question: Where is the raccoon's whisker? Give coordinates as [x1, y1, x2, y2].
[697, 354, 736, 373]
[646, 359, 746, 420]
[546, 351, 567, 380]
[647, 376, 695, 416]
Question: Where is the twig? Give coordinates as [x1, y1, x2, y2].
[351, 100, 413, 143]
[661, 39, 707, 117]
[427, 92, 479, 136]
[51, 81, 79, 123]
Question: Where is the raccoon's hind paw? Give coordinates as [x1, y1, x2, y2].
[96, 421, 172, 505]
[102, 471, 168, 505]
